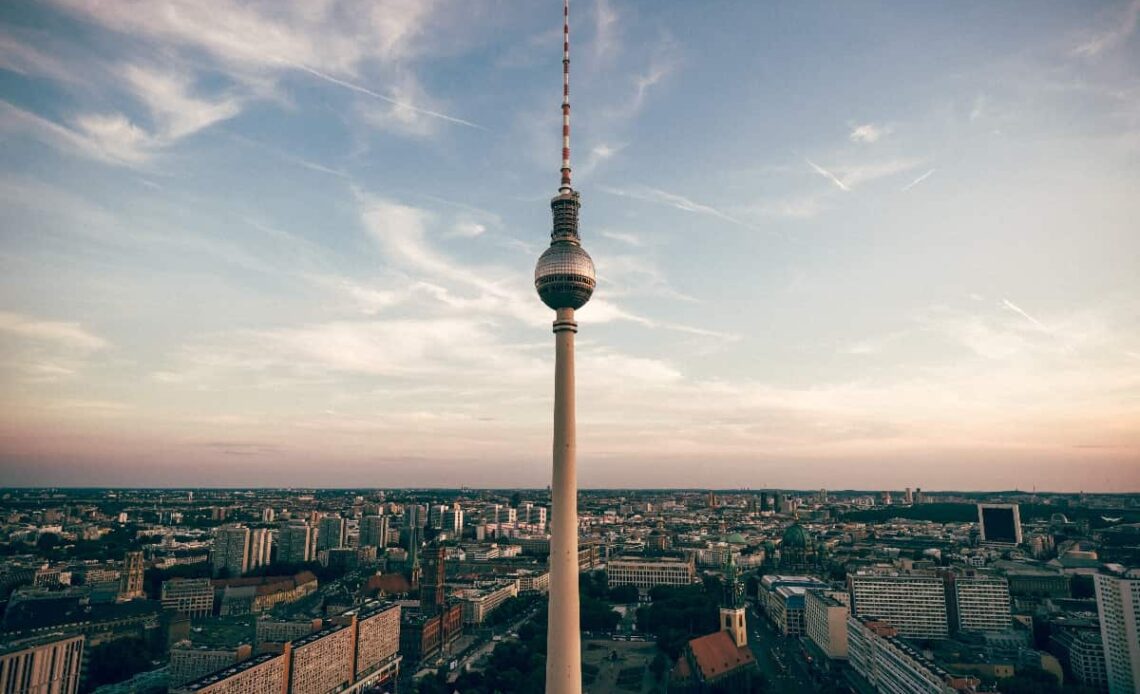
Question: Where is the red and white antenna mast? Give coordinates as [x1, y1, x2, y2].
[560, 0, 572, 193]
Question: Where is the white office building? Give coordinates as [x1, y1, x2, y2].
[849, 573, 949, 638]
[953, 575, 1011, 633]
[1095, 571, 1140, 694]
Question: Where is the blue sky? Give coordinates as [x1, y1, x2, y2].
[1, 0, 1138, 490]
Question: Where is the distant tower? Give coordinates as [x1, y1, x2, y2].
[533, 2, 596, 692]
[119, 550, 145, 600]
[421, 545, 446, 617]
[720, 554, 747, 648]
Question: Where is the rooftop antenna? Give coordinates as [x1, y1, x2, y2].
[559, 0, 572, 193]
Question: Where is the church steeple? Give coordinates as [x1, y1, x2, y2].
[720, 552, 747, 647]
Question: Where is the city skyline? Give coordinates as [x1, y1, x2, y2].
[2, 1, 1139, 491]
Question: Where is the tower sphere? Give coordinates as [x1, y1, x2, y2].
[535, 241, 595, 310]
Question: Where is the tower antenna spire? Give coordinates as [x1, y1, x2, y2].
[560, 0, 572, 192]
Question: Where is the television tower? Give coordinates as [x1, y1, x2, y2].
[533, 1, 596, 691]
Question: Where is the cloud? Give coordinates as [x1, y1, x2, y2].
[805, 158, 851, 192]
[806, 157, 922, 192]
[449, 221, 486, 238]
[901, 168, 936, 192]
[1, 102, 156, 165]
[592, 0, 620, 64]
[849, 123, 891, 143]
[0, 312, 109, 353]
[600, 185, 748, 227]
[1071, 0, 1140, 57]
[300, 63, 482, 132]
[120, 64, 242, 140]
[599, 230, 643, 246]
[1001, 299, 1048, 331]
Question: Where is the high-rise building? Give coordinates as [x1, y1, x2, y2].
[0, 634, 84, 694]
[532, 2, 596, 691]
[905, 487, 914, 505]
[404, 505, 425, 567]
[978, 504, 1023, 546]
[277, 521, 313, 564]
[1095, 571, 1140, 694]
[360, 515, 388, 549]
[247, 528, 272, 572]
[262, 508, 274, 523]
[443, 504, 464, 536]
[317, 516, 346, 552]
[805, 590, 850, 660]
[950, 575, 1011, 633]
[849, 573, 949, 638]
[119, 550, 145, 599]
[162, 577, 215, 619]
[214, 526, 251, 578]
[421, 546, 447, 618]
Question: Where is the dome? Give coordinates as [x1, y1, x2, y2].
[723, 533, 747, 545]
[782, 524, 809, 549]
[535, 242, 595, 310]
[1050, 513, 1070, 524]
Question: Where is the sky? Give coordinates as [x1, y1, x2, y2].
[1, 1, 1138, 491]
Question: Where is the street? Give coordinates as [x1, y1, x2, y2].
[746, 603, 816, 693]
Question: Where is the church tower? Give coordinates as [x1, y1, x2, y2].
[720, 552, 747, 648]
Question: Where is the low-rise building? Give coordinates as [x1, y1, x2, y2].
[607, 557, 696, 594]
[162, 578, 215, 620]
[458, 581, 519, 626]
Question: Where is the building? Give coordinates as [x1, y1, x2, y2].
[246, 529, 272, 573]
[400, 603, 462, 667]
[757, 575, 827, 626]
[214, 572, 318, 616]
[119, 551, 145, 600]
[849, 573, 949, 638]
[288, 624, 354, 693]
[805, 590, 850, 660]
[276, 522, 312, 564]
[977, 504, 1023, 546]
[0, 633, 84, 694]
[848, 616, 979, 694]
[669, 556, 759, 693]
[317, 516, 346, 552]
[170, 652, 286, 694]
[253, 618, 321, 645]
[458, 581, 519, 626]
[1050, 627, 1109, 693]
[607, 557, 696, 594]
[162, 578, 215, 619]
[359, 516, 388, 549]
[169, 643, 252, 687]
[213, 527, 250, 578]
[950, 575, 1011, 633]
[1095, 571, 1140, 694]
[337, 601, 401, 687]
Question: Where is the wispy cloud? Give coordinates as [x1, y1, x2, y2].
[849, 123, 891, 144]
[1071, 0, 1140, 57]
[0, 312, 108, 352]
[805, 158, 851, 192]
[901, 168, 936, 192]
[599, 230, 643, 246]
[294, 63, 482, 131]
[600, 185, 747, 227]
[1001, 298, 1047, 331]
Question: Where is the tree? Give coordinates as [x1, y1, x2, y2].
[608, 583, 639, 604]
[996, 667, 1062, 694]
[650, 650, 670, 681]
[509, 492, 522, 508]
[36, 533, 61, 552]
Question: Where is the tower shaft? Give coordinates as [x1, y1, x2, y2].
[547, 306, 581, 693]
